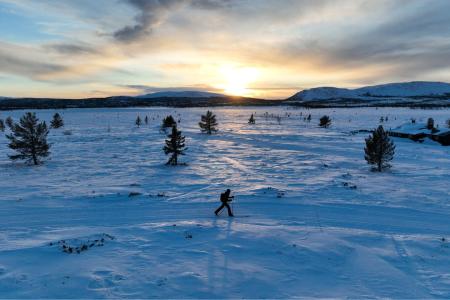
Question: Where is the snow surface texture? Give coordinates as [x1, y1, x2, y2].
[137, 91, 225, 99]
[291, 81, 450, 101]
[0, 107, 449, 298]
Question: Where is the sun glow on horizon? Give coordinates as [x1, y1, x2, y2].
[219, 65, 260, 97]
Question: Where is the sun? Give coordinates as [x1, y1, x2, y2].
[220, 66, 259, 97]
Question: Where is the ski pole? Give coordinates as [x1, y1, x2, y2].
[232, 195, 236, 215]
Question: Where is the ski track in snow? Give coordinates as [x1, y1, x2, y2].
[0, 106, 449, 298]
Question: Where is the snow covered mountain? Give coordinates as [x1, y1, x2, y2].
[289, 81, 450, 102]
[136, 91, 226, 99]
[356, 82, 450, 97]
[290, 87, 357, 101]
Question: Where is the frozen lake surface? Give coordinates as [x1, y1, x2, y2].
[0, 106, 449, 298]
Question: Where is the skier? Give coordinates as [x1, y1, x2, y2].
[214, 189, 234, 217]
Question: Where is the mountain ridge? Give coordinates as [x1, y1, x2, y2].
[289, 81, 450, 102]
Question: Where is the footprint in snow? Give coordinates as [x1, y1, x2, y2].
[156, 278, 168, 287]
[88, 270, 125, 290]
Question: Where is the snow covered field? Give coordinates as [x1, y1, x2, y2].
[0, 106, 449, 298]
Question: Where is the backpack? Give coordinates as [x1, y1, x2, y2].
[220, 193, 227, 202]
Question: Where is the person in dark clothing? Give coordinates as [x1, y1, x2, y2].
[215, 189, 234, 216]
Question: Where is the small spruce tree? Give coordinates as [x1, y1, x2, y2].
[379, 116, 384, 123]
[248, 114, 255, 124]
[50, 113, 64, 129]
[144, 116, 148, 125]
[0, 119, 4, 132]
[162, 115, 176, 130]
[5, 116, 13, 128]
[446, 119, 450, 128]
[199, 110, 218, 134]
[306, 114, 312, 122]
[427, 118, 434, 130]
[319, 115, 331, 128]
[276, 115, 281, 124]
[163, 125, 186, 165]
[135, 115, 142, 127]
[364, 125, 395, 172]
[6, 112, 50, 165]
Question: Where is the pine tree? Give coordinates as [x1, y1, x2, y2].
[248, 114, 255, 124]
[364, 125, 395, 172]
[319, 115, 331, 128]
[6, 112, 50, 165]
[163, 125, 186, 166]
[199, 110, 218, 134]
[276, 115, 281, 124]
[0, 119, 4, 132]
[379, 116, 384, 123]
[427, 118, 434, 130]
[144, 116, 148, 125]
[162, 115, 176, 130]
[50, 113, 64, 129]
[135, 115, 142, 127]
[306, 114, 311, 122]
[446, 119, 450, 128]
[5, 116, 13, 128]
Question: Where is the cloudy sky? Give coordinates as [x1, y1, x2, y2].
[0, 0, 449, 99]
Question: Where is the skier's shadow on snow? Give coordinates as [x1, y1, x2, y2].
[208, 216, 234, 294]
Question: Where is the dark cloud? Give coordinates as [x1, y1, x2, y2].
[123, 84, 221, 93]
[0, 50, 67, 79]
[374, 1, 450, 39]
[276, 0, 450, 82]
[190, 0, 232, 10]
[113, 0, 184, 42]
[339, 1, 450, 63]
[46, 43, 98, 55]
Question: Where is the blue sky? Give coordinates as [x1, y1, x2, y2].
[0, 0, 449, 99]
[0, 2, 58, 43]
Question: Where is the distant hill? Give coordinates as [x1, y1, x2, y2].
[290, 87, 356, 101]
[0, 95, 280, 110]
[355, 82, 450, 97]
[289, 81, 450, 102]
[137, 91, 226, 99]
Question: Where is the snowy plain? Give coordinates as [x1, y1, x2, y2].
[0, 106, 449, 298]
